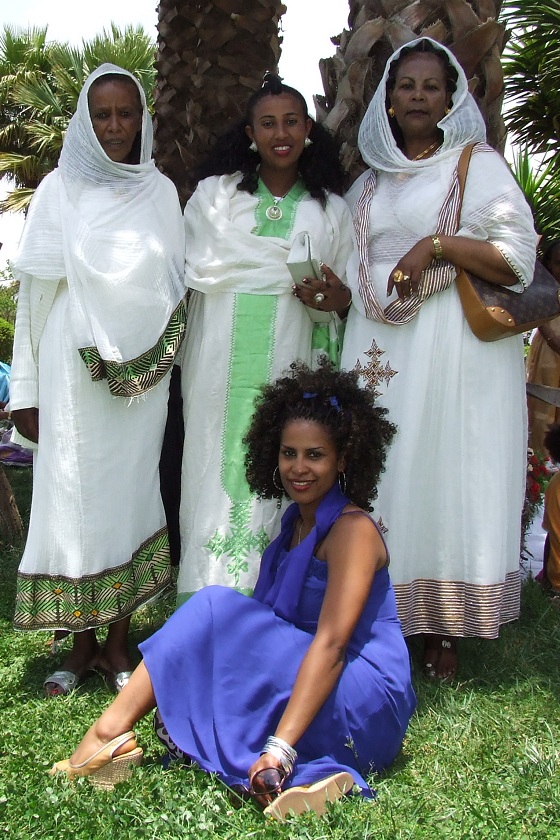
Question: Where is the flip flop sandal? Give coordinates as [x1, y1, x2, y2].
[263, 771, 354, 820]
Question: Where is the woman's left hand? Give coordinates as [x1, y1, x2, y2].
[247, 753, 285, 807]
[293, 264, 351, 317]
[387, 237, 435, 300]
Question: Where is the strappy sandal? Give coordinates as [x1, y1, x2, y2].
[263, 772, 354, 820]
[49, 731, 143, 790]
[422, 634, 457, 681]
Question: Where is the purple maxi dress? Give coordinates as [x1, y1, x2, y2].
[139, 484, 416, 796]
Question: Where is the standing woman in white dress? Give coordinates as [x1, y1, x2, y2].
[177, 73, 354, 605]
[341, 38, 538, 679]
[9, 64, 186, 696]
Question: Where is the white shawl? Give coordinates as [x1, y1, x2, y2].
[12, 63, 186, 397]
[184, 174, 350, 295]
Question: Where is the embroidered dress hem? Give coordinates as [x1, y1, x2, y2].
[14, 527, 172, 632]
[393, 570, 521, 638]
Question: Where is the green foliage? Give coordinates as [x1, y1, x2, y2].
[502, 0, 560, 161]
[510, 148, 560, 242]
[0, 266, 18, 324]
[1, 471, 560, 838]
[0, 23, 156, 212]
[0, 317, 14, 362]
[502, 0, 560, 243]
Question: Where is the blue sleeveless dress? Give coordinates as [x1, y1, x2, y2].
[139, 485, 416, 796]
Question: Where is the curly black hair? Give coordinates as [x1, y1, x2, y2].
[193, 72, 346, 206]
[244, 360, 396, 510]
[544, 424, 560, 464]
[385, 39, 459, 153]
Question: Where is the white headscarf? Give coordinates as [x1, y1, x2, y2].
[12, 64, 186, 397]
[349, 39, 537, 324]
[358, 37, 487, 173]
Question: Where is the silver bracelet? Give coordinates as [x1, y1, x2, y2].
[260, 735, 297, 775]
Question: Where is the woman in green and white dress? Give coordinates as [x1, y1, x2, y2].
[178, 74, 354, 603]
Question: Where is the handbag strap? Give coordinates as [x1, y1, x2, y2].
[455, 143, 477, 229]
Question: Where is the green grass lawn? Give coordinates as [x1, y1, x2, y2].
[1, 468, 559, 839]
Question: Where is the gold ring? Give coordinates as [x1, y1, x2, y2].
[392, 269, 404, 284]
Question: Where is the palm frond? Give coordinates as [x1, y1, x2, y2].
[501, 0, 560, 154]
[0, 186, 36, 213]
[509, 148, 560, 241]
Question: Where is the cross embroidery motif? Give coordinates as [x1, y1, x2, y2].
[354, 339, 397, 397]
[205, 500, 270, 587]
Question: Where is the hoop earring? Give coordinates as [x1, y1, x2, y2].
[304, 137, 312, 148]
[388, 107, 395, 118]
[338, 471, 347, 494]
[273, 466, 283, 491]
[249, 141, 258, 153]
[273, 466, 283, 508]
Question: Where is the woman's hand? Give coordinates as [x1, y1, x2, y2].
[293, 264, 352, 318]
[387, 237, 435, 300]
[247, 753, 285, 807]
[11, 407, 39, 443]
[388, 234, 521, 301]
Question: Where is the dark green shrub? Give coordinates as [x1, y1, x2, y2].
[0, 317, 14, 363]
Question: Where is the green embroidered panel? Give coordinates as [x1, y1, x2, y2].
[79, 298, 187, 398]
[253, 179, 306, 238]
[222, 293, 276, 502]
[206, 182, 308, 582]
[311, 321, 339, 365]
[205, 500, 270, 588]
[14, 528, 171, 631]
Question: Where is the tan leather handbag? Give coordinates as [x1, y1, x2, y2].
[453, 144, 560, 341]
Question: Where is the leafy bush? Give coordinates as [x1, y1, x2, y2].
[0, 316, 14, 362]
[0, 265, 18, 324]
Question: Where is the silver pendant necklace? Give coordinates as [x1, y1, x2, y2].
[266, 202, 283, 221]
[265, 186, 292, 221]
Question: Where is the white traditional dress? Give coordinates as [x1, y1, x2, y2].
[10, 64, 187, 632]
[341, 39, 538, 638]
[177, 173, 353, 602]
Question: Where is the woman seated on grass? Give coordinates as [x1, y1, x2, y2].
[50, 362, 416, 820]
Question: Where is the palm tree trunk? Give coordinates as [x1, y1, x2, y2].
[317, 0, 507, 182]
[154, 0, 286, 206]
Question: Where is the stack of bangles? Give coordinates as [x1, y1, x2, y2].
[260, 735, 298, 776]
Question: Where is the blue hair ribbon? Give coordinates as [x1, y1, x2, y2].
[302, 392, 341, 412]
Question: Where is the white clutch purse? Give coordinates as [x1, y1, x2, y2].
[286, 232, 332, 324]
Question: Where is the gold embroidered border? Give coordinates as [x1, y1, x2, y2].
[14, 528, 171, 632]
[78, 299, 187, 397]
[393, 570, 521, 638]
